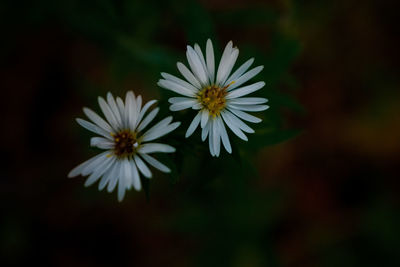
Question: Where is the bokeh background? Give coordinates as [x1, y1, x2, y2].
[1, 0, 399, 266]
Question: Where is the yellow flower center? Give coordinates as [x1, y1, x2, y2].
[198, 85, 229, 117]
[112, 130, 138, 158]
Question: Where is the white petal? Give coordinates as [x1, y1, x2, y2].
[168, 97, 195, 104]
[137, 107, 159, 132]
[142, 116, 173, 139]
[216, 41, 233, 85]
[90, 137, 114, 149]
[186, 46, 208, 85]
[223, 111, 254, 133]
[185, 112, 201, 138]
[200, 109, 209, 128]
[134, 155, 152, 178]
[217, 117, 232, 153]
[161, 72, 199, 93]
[208, 122, 215, 156]
[194, 43, 209, 80]
[140, 153, 171, 173]
[116, 97, 126, 128]
[81, 151, 111, 176]
[177, 62, 202, 89]
[206, 39, 215, 84]
[220, 112, 248, 141]
[212, 119, 221, 157]
[139, 143, 176, 153]
[227, 66, 264, 91]
[228, 97, 268, 105]
[105, 160, 119, 192]
[136, 100, 157, 128]
[130, 159, 141, 191]
[192, 103, 202, 110]
[225, 58, 254, 85]
[142, 120, 180, 142]
[107, 92, 123, 127]
[227, 81, 265, 99]
[117, 160, 128, 202]
[84, 156, 114, 187]
[98, 96, 119, 131]
[68, 151, 110, 178]
[76, 118, 112, 140]
[158, 79, 196, 97]
[83, 107, 113, 133]
[170, 99, 197, 111]
[228, 108, 262, 123]
[202, 119, 211, 141]
[125, 91, 138, 131]
[218, 48, 239, 86]
[229, 104, 269, 112]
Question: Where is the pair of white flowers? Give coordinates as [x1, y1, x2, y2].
[69, 39, 269, 201]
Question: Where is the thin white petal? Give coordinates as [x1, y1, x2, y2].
[217, 117, 232, 153]
[229, 104, 269, 112]
[228, 97, 268, 105]
[158, 79, 196, 97]
[116, 97, 126, 128]
[206, 39, 215, 84]
[134, 155, 152, 178]
[227, 82, 265, 99]
[218, 48, 239, 86]
[98, 96, 119, 131]
[142, 120, 180, 142]
[139, 143, 176, 154]
[200, 109, 209, 128]
[90, 137, 114, 149]
[212, 119, 221, 157]
[177, 62, 202, 89]
[228, 108, 262, 123]
[140, 153, 171, 173]
[83, 107, 113, 133]
[107, 92, 123, 127]
[84, 156, 114, 187]
[223, 111, 254, 133]
[186, 46, 208, 85]
[169, 99, 197, 111]
[117, 160, 128, 202]
[185, 112, 201, 138]
[216, 41, 233, 85]
[81, 151, 111, 176]
[68, 151, 109, 178]
[225, 58, 254, 85]
[194, 43, 209, 80]
[76, 118, 113, 140]
[136, 100, 157, 128]
[227, 66, 264, 91]
[130, 159, 141, 191]
[208, 122, 215, 156]
[161, 72, 199, 93]
[137, 107, 159, 132]
[202, 119, 211, 141]
[220, 112, 248, 141]
[105, 160, 119, 192]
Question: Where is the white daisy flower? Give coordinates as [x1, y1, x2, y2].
[158, 39, 269, 157]
[68, 91, 180, 201]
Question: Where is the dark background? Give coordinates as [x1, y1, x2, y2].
[1, 0, 399, 266]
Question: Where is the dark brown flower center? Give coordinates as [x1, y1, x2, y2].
[113, 130, 137, 158]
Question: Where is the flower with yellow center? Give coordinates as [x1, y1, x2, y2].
[68, 91, 180, 201]
[158, 39, 269, 156]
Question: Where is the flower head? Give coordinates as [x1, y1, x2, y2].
[158, 39, 268, 156]
[68, 91, 180, 201]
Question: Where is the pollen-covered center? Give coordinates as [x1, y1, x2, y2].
[198, 85, 228, 117]
[113, 130, 138, 158]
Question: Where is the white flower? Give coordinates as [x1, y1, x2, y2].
[158, 39, 269, 157]
[68, 91, 180, 201]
